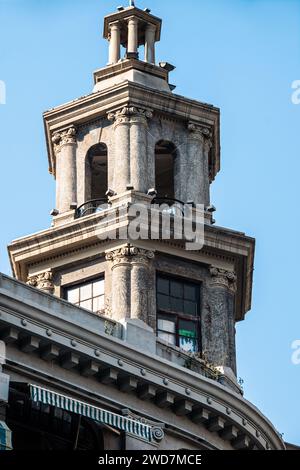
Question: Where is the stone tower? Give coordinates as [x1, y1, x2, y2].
[8, 3, 255, 379]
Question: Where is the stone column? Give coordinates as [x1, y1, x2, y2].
[129, 107, 153, 192]
[108, 108, 131, 193]
[127, 17, 139, 58]
[206, 266, 237, 373]
[145, 24, 156, 64]
[0, 342, 12, 450]
[106, 247, 132, 321]
[187, 123, 212, 206]
[108, 21, 120, 65]
[130, 248, 155, 323]
[52, 126, 77, 213]
[27, 270, 55, 295]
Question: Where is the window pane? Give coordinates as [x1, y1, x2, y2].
[67, 287, 79, 304]
[158, 319, 175, 333]
[170, 296, 183, 313]
[80, 283, 92, 301]
[157, 293, 170, 311]
[178, 319, 197, 337]
[184, 284, 197, 301]
[170, 280, 183, 299]
[157, 277, 169, 295]
[93, 295, 104, 313]
[158, 331, 176, 345]
[93, 279, 104, 296]
[179, 336, 197, 353]
[184, 300, 198, 316]
[80, 299, 92, 311]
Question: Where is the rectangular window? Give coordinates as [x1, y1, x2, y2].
[157, 274, 201, 354]
[65, 277, 105, 315]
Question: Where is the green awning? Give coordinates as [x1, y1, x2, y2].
[30, 384, 154, 442]
[0, 421, 12, 451]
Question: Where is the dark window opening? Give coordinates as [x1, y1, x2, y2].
[65, 277, 105, 315]
[86, 143, 108, 201]
[7, 388, 103, 450]
[155, 141, 177, 199]
[157, 274, 201, 354]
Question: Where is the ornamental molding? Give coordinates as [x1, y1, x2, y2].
[107, 106, 153, 126]
[122, 409, 165, 442]
[51, 126, 77, 154]
[27, 270, 54, 294]
[106, 244, 155, 268]
[209, 266, 237, 294]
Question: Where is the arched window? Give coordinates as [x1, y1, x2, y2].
[155, 141, 177, 199]
[86, 143, 108, 201]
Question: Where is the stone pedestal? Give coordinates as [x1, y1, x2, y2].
[52, 126, 77, 214]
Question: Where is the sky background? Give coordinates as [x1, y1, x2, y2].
[0, 0, 299, 445]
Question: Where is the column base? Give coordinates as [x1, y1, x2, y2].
[125, 52, 139, 60]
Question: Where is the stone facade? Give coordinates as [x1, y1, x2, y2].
[1, 3, 285, 451]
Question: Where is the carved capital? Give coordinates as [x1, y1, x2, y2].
[27, 270, 54, 294]
[107, 107, 153, 126]
[188, 122, 213, 151]
[51, 126, 77, 154]
[209, 266, 237, 294]
[106, 244, 155, 268]
[130, 246, 155, 265]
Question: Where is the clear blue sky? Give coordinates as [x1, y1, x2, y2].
[0, 0, 299, 445]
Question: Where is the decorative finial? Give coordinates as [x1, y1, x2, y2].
[129, 0, 135, 6]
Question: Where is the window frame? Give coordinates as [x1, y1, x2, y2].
[63, 275, 105, 315]
[156, 273, 202, 353]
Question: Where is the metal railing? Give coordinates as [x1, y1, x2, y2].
[151, 197, 193, 216]
[75, 198, 111, 219]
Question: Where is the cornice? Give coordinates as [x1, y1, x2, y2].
[43, 80, 220, 178]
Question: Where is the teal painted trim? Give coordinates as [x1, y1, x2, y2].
[30, 384, 152, 442]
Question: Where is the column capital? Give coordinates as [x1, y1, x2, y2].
[209, 266, 237, 294]
[146, 23, 157, 33]
[107, 106, 153, 126]
[127, 15, 139, 25]
[188, 122, 213, 150]
[52, 126, 77, 154]
[27, 270, 55, 294]
[106, 244, 155, 268]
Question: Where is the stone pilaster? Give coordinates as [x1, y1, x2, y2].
[129, 107, 153, 193]
[108, 107, 153, 194]
[106, 245, 155, 324]
[27, 270, 55, 295]
[205, 266, 237, 373]
[106, 246, 132, 321]
[52, 126, 77, 213]
[187, 123, 212, 206]
[130, 247, 155, 323]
